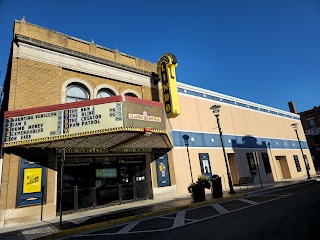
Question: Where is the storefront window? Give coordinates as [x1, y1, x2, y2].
[261, 153, 272, 173]
[246, 153, 257, 175]
[293, 155, 302, 172]
[303, 155, 310, 170]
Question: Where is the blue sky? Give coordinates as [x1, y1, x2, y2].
[0, 0, 319, 112]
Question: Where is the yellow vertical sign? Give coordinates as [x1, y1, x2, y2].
[157, 53, 180, 118]
[23, 168, 42, 193]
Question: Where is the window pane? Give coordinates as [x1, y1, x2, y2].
[293, 155, 301, 172]
[66, 85, 89, 102]
[261, 153, 272, 173]
[308, 118, 316, 128]
[246, 153, 257, 175]
[97, 89, 115, 98]
[303, 155, 310, 170]
[125, 92, 138, 98]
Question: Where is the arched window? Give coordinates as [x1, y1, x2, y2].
[66, 84, 89, 102]
[97, 88, 115, 98]
[124, 92, 138, 98]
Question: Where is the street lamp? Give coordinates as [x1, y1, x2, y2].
[291, 123, 311, 179]
[182, 134, 194, 183]
[210, 105, 236, 194]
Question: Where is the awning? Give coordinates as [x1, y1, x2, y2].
[3, 96, 173, 152]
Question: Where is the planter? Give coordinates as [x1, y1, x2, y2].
[188, 175, 211, 203]
[191, 187, 205, 202]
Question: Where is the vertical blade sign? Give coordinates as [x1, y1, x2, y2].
[157, 53, 180, 118]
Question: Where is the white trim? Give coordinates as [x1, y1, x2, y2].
[94, 84, 119, 98]
[178, 92, 300, 121]
[177, 82, 299, 119]
[173, 147, 305, 150]
[122, 89, 142, 98]
[61, 78, 94, 103]
[172, 129, 299, 142]
[17, 43, 153, 88]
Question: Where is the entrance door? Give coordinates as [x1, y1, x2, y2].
[119, 155, 147, 201]
[57, 155, 148, 213]
[228, 153, 239, 183]
[276, 156, 291, 179]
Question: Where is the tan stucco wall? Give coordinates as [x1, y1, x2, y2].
[170, 94, 307, 141]
[170, 94, 315, 195]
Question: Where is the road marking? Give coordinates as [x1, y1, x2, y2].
[159, 216, 177, 220]
[173, 210, 186, 228]
[211, 203, 229, 214]
[260, 194, 286, 196]
[239, 198, 259, 205]
[67, 194, 294, 238]
[117, 221, 140, 233]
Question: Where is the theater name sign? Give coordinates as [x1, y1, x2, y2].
[3, 96, 168, 148]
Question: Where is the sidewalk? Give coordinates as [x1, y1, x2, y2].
[0, 177, 318, 240]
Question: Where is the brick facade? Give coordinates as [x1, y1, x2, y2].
[0, 19, 169, 227]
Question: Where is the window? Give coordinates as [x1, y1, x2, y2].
[246, 153, 257, 175]
[308, 118, 316, 128]
[97, 89, 115, 98]
[66, 84, 89, 102]
[261, 153, 272, 173]
[125, 92, 138, 98]
[303, 155, 310, 170]
[293, 155, 301, 172]
[313, 134, 320, 145]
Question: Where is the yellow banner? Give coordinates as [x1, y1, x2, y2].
[157, 53, 180, 118]
[23, 168, 42, 194]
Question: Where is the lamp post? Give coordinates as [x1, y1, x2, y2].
[210, 105, 236, 194]
[182, 134, 194, 183]
[291, 123, 311, 179]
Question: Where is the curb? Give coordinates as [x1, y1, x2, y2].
[36, 193, 245, 240]
[245, 179, 317, 197]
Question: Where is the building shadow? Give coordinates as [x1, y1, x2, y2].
[150, 72, 160, 102]
[230, 135, 274, 185]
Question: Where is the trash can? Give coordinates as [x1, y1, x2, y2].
[211, 174, 223, 198]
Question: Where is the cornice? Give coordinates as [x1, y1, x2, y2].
[16, 42, 156, 88]
[177, 82, 300, 120]
[15, 34, 154, 77]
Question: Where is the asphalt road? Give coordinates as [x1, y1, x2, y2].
[62, 182, 320, 240]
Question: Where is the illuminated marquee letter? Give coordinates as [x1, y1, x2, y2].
[157, 53, 180, 118]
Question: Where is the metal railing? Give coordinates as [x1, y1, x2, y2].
[57, 180, 149, 213]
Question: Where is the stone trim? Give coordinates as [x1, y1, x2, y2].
[16, 42, 154, 88]
[16, 34, 153, 77]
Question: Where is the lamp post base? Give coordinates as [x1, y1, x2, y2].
[229, 189, 236, 194]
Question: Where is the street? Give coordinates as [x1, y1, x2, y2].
[61, 182, 320, 240]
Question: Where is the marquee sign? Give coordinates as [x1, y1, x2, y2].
[4, 102, 123, 147]
[157, 53, 180, 118]
[3, 98, 168, 148]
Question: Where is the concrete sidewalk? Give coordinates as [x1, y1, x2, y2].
[0, 177, 318, 240]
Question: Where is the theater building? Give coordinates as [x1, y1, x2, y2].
[0, 19, 315, 227]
